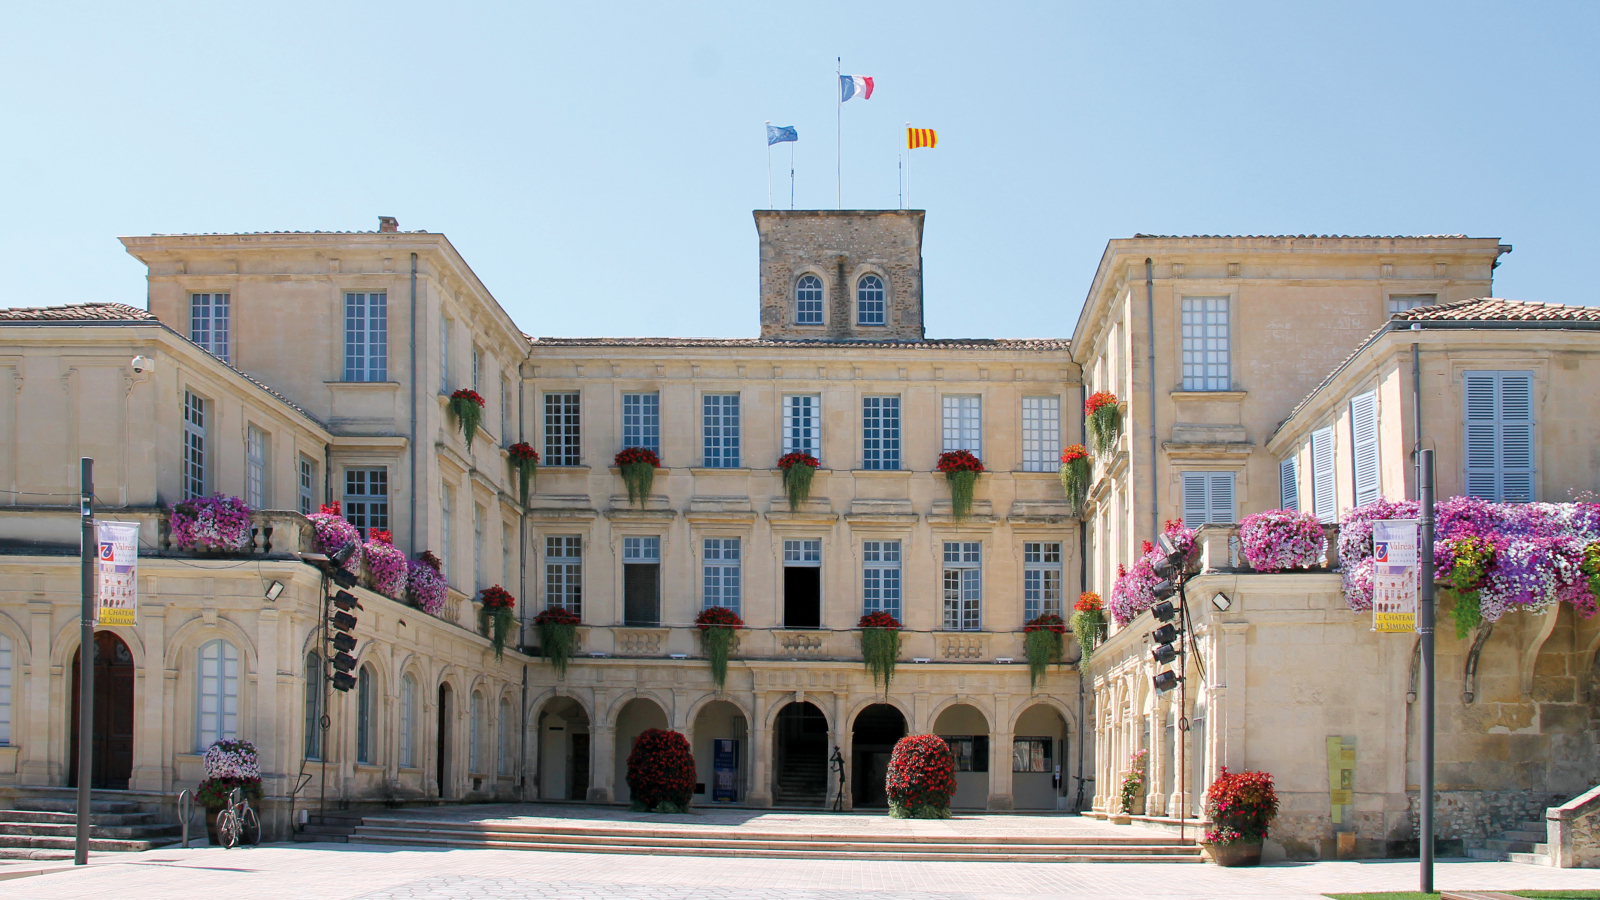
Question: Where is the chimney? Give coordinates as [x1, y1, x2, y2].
[378, 216, 399, 233]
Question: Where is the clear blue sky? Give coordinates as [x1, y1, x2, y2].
[3, 2, 1596, 339]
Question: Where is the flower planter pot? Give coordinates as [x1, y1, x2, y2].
[204, 807, 260, 846]
[1109, 813, 1132, 825]
[1206, 840, 1263, 867]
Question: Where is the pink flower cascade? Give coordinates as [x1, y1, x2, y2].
[1340, 495, 1600, 621]
[408, 555, 447, 616]
[1238, 509, 1325, 573]
[201, 739, 260, 780]
[362, 537, 408, 600]
[306, 503, 362, 573]
[1110, 521, 1199, 625]
[170, 494, 252, 551]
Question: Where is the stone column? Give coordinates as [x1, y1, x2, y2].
[829, 692, 848, 810]
[1221, 623, 1248, 771]
[254, 608, 279, 793]
[988, 693, 1013, 810]
[746, 691, 772, 807]
[21, 600, 52, 785]
[587, 724, 614, 803]
[131, 605, 167, 791]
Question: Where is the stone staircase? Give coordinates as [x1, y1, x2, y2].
[291, 811, 366, 844]
[1467, 818, 1551, 865]
[0, 797, 182, 858]
[772, 756, 827, 807]
[300, 815, 1204, 862]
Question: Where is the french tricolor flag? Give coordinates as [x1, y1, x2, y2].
[839, 74, 874, 102]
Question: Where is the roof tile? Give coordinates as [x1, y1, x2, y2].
[1392, 297, 1600, 322]
[0, 302, 155, 322]
[530, 336, 1070, 351]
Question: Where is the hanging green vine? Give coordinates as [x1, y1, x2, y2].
[1085, 391, 1123, 457]
[1071, 592, 1106, 663]
[615, 447, 660, 507]
[777, 452, 820, 509]
[535, 607, 581, 676]
[1058, 444, 1091, 515]
[695, 606, 743, 692]
[859, 611, 902, 689]
[936, 451, 984, 520]
[509, 442, 539, 506]
[1023, 614, 1066, 690]
[449, 389, 486, 451]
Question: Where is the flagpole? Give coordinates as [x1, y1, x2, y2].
[906, 123, 912, 209]
[898, 155, 903, 209]
[766, 121, 773, 209]
[790, 142, 796, 209]
[836, 57, 842, 209]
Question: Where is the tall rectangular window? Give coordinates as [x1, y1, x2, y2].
[1311, 427, 1336, 519]
[862, 540, 902, 620]
[1021, 396, 1061, 472]
[783, 395, 821, 459]
[782, 539, 822, 628]
[1464, 371, 1535, 502]
[0, 635, 13, 745]
[703, 537, 742, 614]
[862, 396, 901, 470]
[545, 535, 583, 616]
[502, 521, 514, 589]
[501, 376, 513, 444]
[702, 394, 741, 468]
[196, 640, 239, 751]
[544, 392, 581, 466]
[439, 316, 451, 393]
[1023, 541, 1063, 620]
[473, 503, 486, 591]
[623, 536, 661, 626]
[1388, 293, 1436, 316]
[498, 697, 513, 777]
[1181, 472, 1235, 528]
[942, 541, 982, 631]
[441, 484, 453, 582]
[471, 346, 481, 392]
[1350, 390, 1381, 506]
[183, 391, 206, 500]
[189, 293, 230, 362]
[399, 674, 416, 768]
[343, 292, 388, 382]
[1279, 457, 1299, 512]
[245, 425, 268, 509]
[298, 455, 316, 515]
[942, 395, 982, 454]
[1181, 296, 1230, 391]
[356, 666, 372, 764]
[622, 392, 660, 454]
[303, 653, 321, 760]
[344, 468, 389, 537]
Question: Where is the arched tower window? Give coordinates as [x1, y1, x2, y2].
[796, 275, 824, 325]
[857, 274, 885, 326]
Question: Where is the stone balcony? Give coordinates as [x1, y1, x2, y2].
[567, 623, 1048, 666]
[1192, 522, 1341, 573]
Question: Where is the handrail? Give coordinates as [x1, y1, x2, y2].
[177, 789, 194, 848]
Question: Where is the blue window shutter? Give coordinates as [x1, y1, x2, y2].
[1311, 427, 1336, 519]
[1350, 391, 1380, 507]
[1182, 472, 1208, 529]
[1463, 371, 1535, 502]
[1280, 457, 1299, 511]
[1497, 373, 1535, 502]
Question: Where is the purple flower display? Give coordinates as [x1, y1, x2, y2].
[1238, 509, 1324, 573]
[1110, 521, 1199, 625]
[170, 494, 253, 551]
[362, 538, 409, 600]
[408, 555, 447, 615]
[202, 739, 260, 780]
[307, 507, 362, 573]
[1341, 496, 1600, 622]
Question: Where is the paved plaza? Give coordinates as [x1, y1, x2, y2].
[1, 842, 1597, 900]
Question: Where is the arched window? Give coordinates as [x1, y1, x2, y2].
[470, 690, 485, 773]
[795, 275, 824, 325]
[0, 634, 12, 746]
[196, 639, 240, 751]
[856, 274, 885, 326]
[497, 696, 513, 776]
[399, 673, 417, 768]
[304, 652, 322, 760]
[356, 665, 374, 764]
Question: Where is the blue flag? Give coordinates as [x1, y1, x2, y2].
[767, 125, 798, 146]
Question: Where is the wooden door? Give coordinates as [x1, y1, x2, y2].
[568, 733, 590, 801]
[69, 632, 135, 790]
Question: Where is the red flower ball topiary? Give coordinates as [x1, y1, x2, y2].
[885, 734, 957, 818]
[625, 728, 696, 813]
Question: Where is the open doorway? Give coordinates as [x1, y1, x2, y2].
[437, 683, 453, 799]
[69, 632, 134, 790]
[536, 696, 591, 801]
[772, 701, 827, 806]
[851, 703, 906, 808]
[782, 539, 821, 628]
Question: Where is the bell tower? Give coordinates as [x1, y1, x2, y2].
[754, 210, 925, 341]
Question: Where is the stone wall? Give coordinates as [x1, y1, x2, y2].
[754, 210, 924, 341]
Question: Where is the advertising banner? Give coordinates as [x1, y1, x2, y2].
[95, 521, 140, 626]
[1371, 519, 1419, 633]
[712, 738, 740, 802]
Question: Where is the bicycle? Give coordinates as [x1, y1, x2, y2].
[216, 787, 259, 849]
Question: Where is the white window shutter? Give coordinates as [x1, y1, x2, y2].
[1182, 473, 1209, 529]
[1350, 391, 1381, 507]
[1208, 473, 1235, 524]
[1311, 427, 1336, 518]
[1279, 457, 1299, 511]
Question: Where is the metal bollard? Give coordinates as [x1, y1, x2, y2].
[177, 789, 194, 848]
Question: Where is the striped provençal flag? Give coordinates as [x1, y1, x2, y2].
[907, 127, 937, 149]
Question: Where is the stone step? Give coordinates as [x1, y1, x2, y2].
[0, 810, 155, 827]
[1517, 820, 1546, 833]
[0, 822, 181, 841]
[291, 832, 346, 843]
[11, 799, 142, 815]
[1466, 848, 1510, 861]
[357, 818, 1194, 846]
[1499, 829, 1546, 842]
[1484, 838, 1536, 853]
[298, 823, 359, 837]
[1507, 851, 1552, 866]
[0, 834, 178, 853]
[342, 831, 1203, 862]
